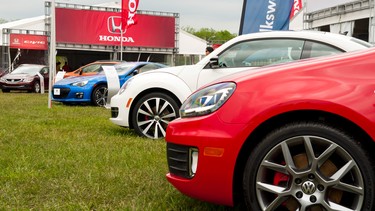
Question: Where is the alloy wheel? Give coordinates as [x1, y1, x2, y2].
[135, 97, 178, 139]
[255, 135, 364, 211]
[34, 82, 40, 93]
[93, 85, 108, 107]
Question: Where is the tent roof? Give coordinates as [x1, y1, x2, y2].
[0, 16, 46, 45]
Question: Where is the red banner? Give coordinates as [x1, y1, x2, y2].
[122, 0, 139, 31]
[9, 34, 48, 50]
[290, 0, 302, 19]
[56, 8, 175, 48]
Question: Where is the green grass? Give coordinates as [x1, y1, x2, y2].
[0, 92, 233, 210]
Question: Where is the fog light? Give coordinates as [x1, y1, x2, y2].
[75, 92, 84, 99]
[190, 148, 198, 176]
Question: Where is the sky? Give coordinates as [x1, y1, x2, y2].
[0, 0, 353, 34]
[0, 0, 244, 34]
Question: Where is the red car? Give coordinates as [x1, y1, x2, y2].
[0, 64, 50, 93]
[166, 48, 375, 210]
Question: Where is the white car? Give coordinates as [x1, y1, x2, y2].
[110, 30, 372, 139]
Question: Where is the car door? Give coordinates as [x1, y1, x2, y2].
[197, 38, 305, 88]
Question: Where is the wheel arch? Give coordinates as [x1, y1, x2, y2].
[231, 109, 375, 206]
[91, 82, 108, 94]
[128, 87, 183, 129]
[33, 79, 40, 92]
[90, 82, 108, 105]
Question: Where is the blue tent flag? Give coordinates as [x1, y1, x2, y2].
[239, 0, 294, 35]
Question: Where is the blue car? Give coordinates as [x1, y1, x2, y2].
[52, 62, 167, 106]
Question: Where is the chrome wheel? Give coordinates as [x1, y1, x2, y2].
[132, 93, 179, 139]
[92, 85, 108, 107]
[34, 81, 41, 93]
[243, 123, 374, 211]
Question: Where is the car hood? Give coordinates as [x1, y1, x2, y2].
[2, 73, 36, 79]
[55, 75, 105, 85]
[141, 65, 196, 76]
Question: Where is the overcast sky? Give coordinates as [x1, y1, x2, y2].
[0, 0, 244, 34]
[0, 0, 354, 34]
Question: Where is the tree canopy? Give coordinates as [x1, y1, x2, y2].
[182, 26, 237, 44]
[0, 18, 8, 24]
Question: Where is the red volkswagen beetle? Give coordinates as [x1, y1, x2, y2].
[166, 48, 375, 210]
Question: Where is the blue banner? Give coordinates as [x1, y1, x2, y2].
[239, 0, 294, 35]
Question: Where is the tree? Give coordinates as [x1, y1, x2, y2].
[0, 18, 8, 24]
[182, 26, 237, 44]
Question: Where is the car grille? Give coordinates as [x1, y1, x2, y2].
[6, 79, 22, 82]
[111, 107, 119, 118]
[167, 143, 192, 179]
[52, 88, 70, 99]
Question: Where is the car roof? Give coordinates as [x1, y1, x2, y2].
[236, 30, 369, 46]
[17, 64, 47, 67]
[13, 64, 47, 70]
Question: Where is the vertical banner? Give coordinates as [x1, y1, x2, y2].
[239, 0, 294, 35]
[290, 0, 302, 19]
[122, 0, 139, 31]
[102, 65, 120, 108]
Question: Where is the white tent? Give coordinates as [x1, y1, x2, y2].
[179, 30, 206, 56]
[0, 16, 46, 45]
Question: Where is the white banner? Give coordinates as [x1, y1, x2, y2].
[103, 65, 120, 108]
[36, 72, 44, 94]
[55, 71, 65, 83]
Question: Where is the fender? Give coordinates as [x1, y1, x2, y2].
[127, 71, 193, 105]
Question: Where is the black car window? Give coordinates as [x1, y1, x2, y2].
[82, 64, 101, 73]
[218, 39, 305, 68]
[40, 67, 49, 74]
[302, 41, 343, 59]
[138, 64, 163, 74]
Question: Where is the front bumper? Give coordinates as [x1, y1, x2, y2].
[165, 113, 248, 207]
[0, 82, 33, 90]
[109, 93, 131, 127]
[52, 85, 92, 103]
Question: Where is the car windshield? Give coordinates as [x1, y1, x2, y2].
[98, 63, 138, 75]
[12, 66, 41, 74]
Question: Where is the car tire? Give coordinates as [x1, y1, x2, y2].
[33, 81, 41, 93]
[91, 84, 108, 107]
[131, 92, 180, 139]
[1, 89, 10, 93]
[243, 122, 374, 211]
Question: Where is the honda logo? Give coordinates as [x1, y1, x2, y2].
[107, 16, 123, 34]
[12, 38, 20, 45]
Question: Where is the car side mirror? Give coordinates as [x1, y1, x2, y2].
[209, 56, 219, 69]
[133, 70, 139, 76]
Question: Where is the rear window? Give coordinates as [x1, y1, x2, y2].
[349, 38, 373, 48]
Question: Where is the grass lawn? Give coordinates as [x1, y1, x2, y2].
[0, 92, 232, 210]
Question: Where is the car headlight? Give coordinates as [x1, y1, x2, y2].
[71, 80, 88, 87]
[118, 77, 134, 95]
[0, 77, 6, 82]
[23, 76, 35, 82]
[180, 82, 236, 118]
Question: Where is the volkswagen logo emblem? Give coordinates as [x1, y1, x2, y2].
[301, 181, 316, 195]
